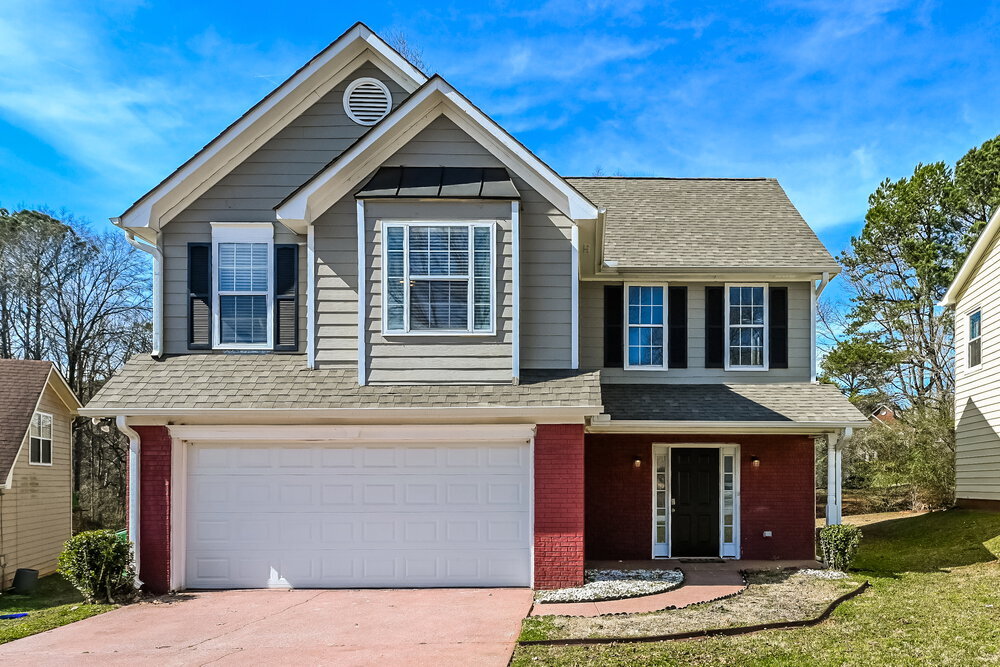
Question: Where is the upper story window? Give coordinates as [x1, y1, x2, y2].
[383, 222, 494, 335]
[969, 309, 982, 368]
[212, 223, 273, 349]
[29, 412, 53, 465]
[624, 284, 666, 369]
[725, 284, 768, 370]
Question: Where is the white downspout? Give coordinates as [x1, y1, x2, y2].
[116, 416, 143, 587]
[810, 271, 830, 384]
[118, 225, 164, 359]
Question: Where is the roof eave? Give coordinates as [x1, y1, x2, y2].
[940, 206, 1000, 306]
[587, 418, 871, 435]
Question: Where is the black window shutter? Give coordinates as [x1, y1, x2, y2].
[603, 285, 624, 368]
[187, 243, 212, 350]
[668, 286, 688, 368]
[705, 285, 725, 368]
[273, 244, 299, 351]
[769, 286, 789, 369]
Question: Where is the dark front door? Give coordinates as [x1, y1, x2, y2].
[671, 448, 720, 557]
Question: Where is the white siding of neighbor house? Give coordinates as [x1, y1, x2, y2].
[312, 115, 574, 381]
[160, 62, 407, 355]
[954, 231, 1000, 502]
[580, 280, 814, 383]
[0, 383, 73, 589]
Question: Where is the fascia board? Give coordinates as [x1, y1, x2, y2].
[941, 206, 1000, 306]
[587, 419, 871, 434]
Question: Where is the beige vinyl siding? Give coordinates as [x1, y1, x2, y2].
[580, 281, 813, 383]
[954, 231, 1000, 501]
[160, 62, 407, 355]
[0, 384, 73, 588]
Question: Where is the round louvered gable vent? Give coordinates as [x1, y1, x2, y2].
[343, 78, 392, 126]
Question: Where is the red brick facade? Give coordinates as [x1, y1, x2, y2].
[134, 426, 172, 594]
[533, 424, 586, 589]
[585, 434, 816, 561]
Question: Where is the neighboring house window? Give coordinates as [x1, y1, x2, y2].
[624, 284, 666, 369]
[212, 223, 273, 349]
[969, 309, 982, 368]
[29, 412, 53, 465]
[383, 222, 494, 334]
[725, 284, 768, 370]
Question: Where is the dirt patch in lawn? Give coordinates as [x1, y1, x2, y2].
[522, 569, 860, 641]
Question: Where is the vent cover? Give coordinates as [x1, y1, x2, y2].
[343, 78, 392, 126]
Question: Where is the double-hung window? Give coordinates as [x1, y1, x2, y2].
[212, 223, 273, 348]
[969, 309, 982, 368]
[383, 222, 494, 334]
[29, 412, 52, 465]
[624, 284, 666, 369]
[725, 284, 767, 370]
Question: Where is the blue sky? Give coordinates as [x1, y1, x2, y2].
[2, 0, 999, 269]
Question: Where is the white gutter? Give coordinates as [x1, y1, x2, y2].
[587, 419, 870, 435]
[116, 223, 164, 359]
[115, 416, 143, 587]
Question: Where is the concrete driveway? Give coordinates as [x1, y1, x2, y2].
[0, 588, 533, 666]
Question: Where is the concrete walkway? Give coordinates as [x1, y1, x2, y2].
[530, 559, 821, 617]
[0, 588, 533, 666]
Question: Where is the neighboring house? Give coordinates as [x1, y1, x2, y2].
[81, 23, 867, 594]
[941, 205, 1000, 511]
[0, 359, 80, 589]
[869, 404, 898, 425]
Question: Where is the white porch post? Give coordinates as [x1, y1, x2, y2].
[825, 429, 850, 525]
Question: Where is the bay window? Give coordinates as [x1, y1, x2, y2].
[383, 222, 494, 334]
[725, 284, 767, 370]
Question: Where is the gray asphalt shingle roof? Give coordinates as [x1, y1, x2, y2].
[600, 382, 866, 423]
[566, 177, 841, 272]
[84, 355, 603, 412]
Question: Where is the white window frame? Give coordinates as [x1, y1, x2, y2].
[968, 307, 983, 369]
[211, 222, 274, 350]
[724, 282, 769, 371]
[380, 220, 497, 336]
[29, 411, 53, 466]
[623, 282, 668, 370]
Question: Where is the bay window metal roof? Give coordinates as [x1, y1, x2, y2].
[355, 166, 520, 200]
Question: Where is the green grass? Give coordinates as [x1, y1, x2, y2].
[0, 574, 116, 644]
[514, 509, 1000, 666]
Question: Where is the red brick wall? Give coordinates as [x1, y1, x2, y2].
[134, 426, 171, 594]
[583, 434, 816, 561]
[534, 424, 585, 589]
[585, 435, 651, 559]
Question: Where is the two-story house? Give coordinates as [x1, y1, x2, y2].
[82, 23, 867, 594]
[941, 205, 1000, 511]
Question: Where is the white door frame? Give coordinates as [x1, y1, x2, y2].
[651, 443, 741, 560]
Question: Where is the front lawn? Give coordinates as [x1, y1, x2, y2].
[514, 509, 1000, 666]
[0, 574, 116, 644]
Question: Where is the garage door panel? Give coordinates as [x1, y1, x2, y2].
[186, 440, 531, 589]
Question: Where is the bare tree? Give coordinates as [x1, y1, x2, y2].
[383, 29, 428, 73]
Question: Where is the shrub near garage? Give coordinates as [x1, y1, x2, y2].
[819, 524, 863, 571]
[58, 530, 136, 604]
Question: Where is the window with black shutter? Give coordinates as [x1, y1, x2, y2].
[603, 285, 624, 367]
[187, 242, 212, 350]
[704, 285, 725, 368]
[769, 286, 788, 369]
[668, 286, 688, 368]
[274, 244, 299, 351]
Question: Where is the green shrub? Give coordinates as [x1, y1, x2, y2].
[58, 529, 136, 603]
[819, 524, 863, 571]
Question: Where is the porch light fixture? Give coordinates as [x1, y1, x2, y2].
[751, 456, 761, 468]
[633, 456, 642, 468]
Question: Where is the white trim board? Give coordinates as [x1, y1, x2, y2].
[942, 205, 1000, 306]
[116, 23, 427, 234]
[276, 78, 598, 229]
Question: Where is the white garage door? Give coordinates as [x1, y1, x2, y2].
[184, 440, 531, 589]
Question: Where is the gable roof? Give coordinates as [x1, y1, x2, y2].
[940, 205, 1000, 306]
[275, 76, 599, 228]
[568, 177, 841, 273]
[81, 355, 602, 417]
[114, 22, 427, 237]
[0, 360, 80, 485]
